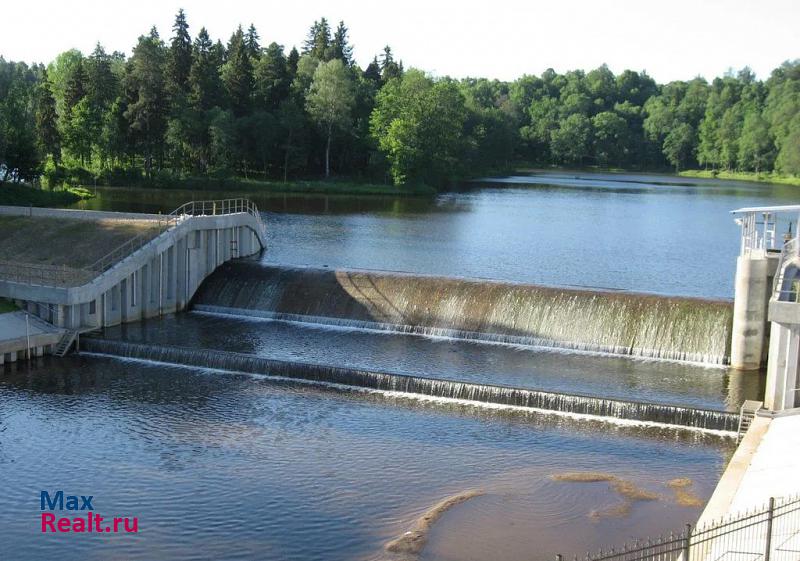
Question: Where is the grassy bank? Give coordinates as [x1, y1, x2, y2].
[0, 184, 94, 207]
[680, 169, 800, 186]
[0, 298, 18, 314]
[77, 174, 438, 196]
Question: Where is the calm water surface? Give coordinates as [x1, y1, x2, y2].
[1, 356, 732, 561]
[72, 171, 799, 298]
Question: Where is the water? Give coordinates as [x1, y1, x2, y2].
[101, 312, 762, 411]
[0, 357, 734, 561]
[81, 338, 740, 432]
[193, 262, 734, 365]
[5, 170, 777, 558]
[72, 171, 799, 298]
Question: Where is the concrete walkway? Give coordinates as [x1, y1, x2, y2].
[699, 413, 800, 525]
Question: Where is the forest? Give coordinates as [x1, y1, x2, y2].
[0, 10, 799, 190]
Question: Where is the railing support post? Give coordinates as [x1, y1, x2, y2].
[764, 497, 775, 561]
[683, 524, 691, 561]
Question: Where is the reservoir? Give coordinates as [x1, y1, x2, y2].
[1, 171, 786, 560]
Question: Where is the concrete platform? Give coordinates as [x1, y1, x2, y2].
[698, 412, 800, 525]
[0, 310, 63, 362]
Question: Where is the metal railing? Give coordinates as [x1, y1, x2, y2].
[732, 206, 800, 258]
[554, 494, 800, 561]
[771, 237, 800, 303]
[0, 199, 265, 287]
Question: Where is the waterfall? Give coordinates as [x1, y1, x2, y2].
[192, 263, 734, 365]
[82, 338, 739, 433]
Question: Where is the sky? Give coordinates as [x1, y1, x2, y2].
[1, 0, 798, 84]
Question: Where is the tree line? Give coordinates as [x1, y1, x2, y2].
[1, 10, 799, 189]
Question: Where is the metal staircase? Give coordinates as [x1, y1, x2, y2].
[737, 399, 763, 441]
[53, 330, 78, 357]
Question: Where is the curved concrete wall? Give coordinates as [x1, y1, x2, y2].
[0, 211, 266, 329]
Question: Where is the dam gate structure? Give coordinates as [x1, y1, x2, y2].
[0, 199, 267, 337]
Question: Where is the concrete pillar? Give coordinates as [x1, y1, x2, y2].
[731, 256, 773, 369]
[6, 351, 17, 363]
[35, 346, 43, 357]
[764, 322, 800, 410]
[0, 353, 4, 365]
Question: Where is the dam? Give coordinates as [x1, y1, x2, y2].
[1, 175, 799, 561]
[0, 199, 266, 358]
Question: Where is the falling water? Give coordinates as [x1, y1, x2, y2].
[82, 338, 739, 432]
[191, 263, 734, 365]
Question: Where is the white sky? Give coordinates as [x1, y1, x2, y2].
[1, 0, 798, 83]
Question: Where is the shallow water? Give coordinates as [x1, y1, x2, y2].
[71, 171, 797, 298]
[0, 356, 733, 561]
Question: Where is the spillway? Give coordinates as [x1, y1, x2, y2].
[82, 338, 739, 432]
[192, 263, 734, 365]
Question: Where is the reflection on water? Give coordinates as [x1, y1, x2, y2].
[1, 356, 733, 561]
[70, 171, 796, 298]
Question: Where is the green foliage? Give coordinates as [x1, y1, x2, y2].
[306, 59, 354, 177]
[1, 12, 799, 194]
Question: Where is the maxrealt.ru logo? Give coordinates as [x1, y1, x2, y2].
[40, 491, 139, 533]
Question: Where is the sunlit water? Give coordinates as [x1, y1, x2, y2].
[72, 171, 798, 298]
[3, 171, 780, 559]
[1, 357, 733, 561]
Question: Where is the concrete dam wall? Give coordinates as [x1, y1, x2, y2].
[193, 263, 734, 366]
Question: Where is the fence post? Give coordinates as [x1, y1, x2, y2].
[764, 497, 775, 561]
[683, 524, 691, 561]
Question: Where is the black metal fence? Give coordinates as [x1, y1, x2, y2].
[555, 495, 800, 561]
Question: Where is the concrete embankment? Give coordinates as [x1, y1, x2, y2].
[698, 411, 800, 525]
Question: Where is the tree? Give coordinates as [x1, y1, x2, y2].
[331, 21, 353, 65]
[245, 24, 261, 60]
[303, 18, 331, 60]
[188, 28, 223, 111]
[380, 46, 402, 83]
[371, 70, 468, 186]
[662, 123, 695, 171]
[592, 111, 628, 166]
[167, 9, 192, 98]
[254, 43, 289, 109]
[775, 115, 800, 175]
[306, 59, 354, 177]
[33, 75, 60, 161]
[124, 28, 168, 178]
[550, 114, 593, 164]
[738, 110, 774, 172]
[221, 26, 253, 117]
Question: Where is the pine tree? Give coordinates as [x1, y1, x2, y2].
[254, 42, 289, 109]
[167, 9, 193, 97]
[364, 57, 381, 86]
[303, 18, 331, 60]
[380, 46, 402, 83]
[221, 26, 253, 117]
[34, 73, 60, 160]
[124, 28, 168, 178]
[64, 58, 87, 111]
[189, 28, 223, 111]
[331, 21, 353, 66]
[86, 44, 118, 111]
[245, 24, 261, 60]
[287, 47, 300, 80]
